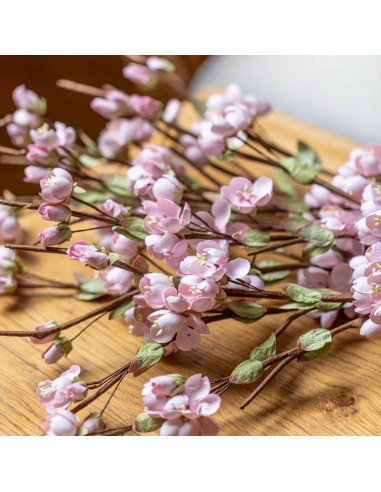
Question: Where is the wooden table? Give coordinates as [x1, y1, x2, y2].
[1, 108, 381, 436]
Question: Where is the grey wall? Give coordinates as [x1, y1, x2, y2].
[190, 56, 381, 144]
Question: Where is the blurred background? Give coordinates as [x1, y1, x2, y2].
[1, 55, 380, 194]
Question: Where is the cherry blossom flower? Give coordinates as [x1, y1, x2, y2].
[143, 373, 220, 436]
[90, 90, 130, 119]
[0, 206, 23, 243]
[40, 168, 73, 204]
[221, 176, 273, 213]
[97, 267, 133, 296]
[44, 410, 79, 436]
[37, 365, 87, 413]
[147, 310, 209, 351]
[67, 241, 109, 270]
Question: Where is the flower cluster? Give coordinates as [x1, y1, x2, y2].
[4, 70, 381, 439]
[181, 83, 270, 165]
[6, 85, 46, 148]
[37, 365, 106, 436]
[138, 373, 220, 436]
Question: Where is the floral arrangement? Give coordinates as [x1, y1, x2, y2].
[0, 55, 379, 436]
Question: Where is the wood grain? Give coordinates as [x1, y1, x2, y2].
[1, 106, 381, 436]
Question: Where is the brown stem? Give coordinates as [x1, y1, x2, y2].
[240, 356, 295, 409]
[275, 308, 315, 337]
[57, 79, 106, 97]
[0, 289, 138, 338]
[313, 176, 361, 206]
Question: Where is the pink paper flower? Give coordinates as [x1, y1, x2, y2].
[147, 310, 209, 351]
[143, 373, 220, 436]
[152, 175, 183, 203]
[30, 122, 76, 150]
[29, 321, 59, 345]
[38, 203, 71, 222]
[102, 199, 127, 220]
[128, 95, 162, 118]
[143, 199, 191, 235]
[139, 273, 174, 309]
[90, 90, 130, 119]
[123, 63, 153, 85]
[98, 267, 133, 296]
[44, 410, 79, 436]
[67, 241, 109, 270]
[360, 318, 381, 339]
[163, 98, 181, 123]
[26, 144, 58, 166]
[13, 84, 43, 112]
[145, 233, 189, 269]
[211, 103, 251, 137]
[81, 413, 106, 435]
[0, 206, 23, 243]
[37, 365, 87, 413]
[221, 176, 273, 213]
[98, 118, 153, 158]
[24, 165, 49, 183]
[111, 232, 141, 260]
[38, 225, 72, 246]
[42, 338, 72, 364]
[40, 168, 73, 204]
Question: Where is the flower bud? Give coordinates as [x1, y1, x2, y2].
[24, 165, 49, 183]
[44, 410, 79, 436]
[38, 225, 72, 246]
[38, 203, 71, 222]
[81, 412, 106, 435]
[40, 168, 73, 204]
[42, 337, 72, 364]
[29, 321, 59, 345]
[67, 241, 109, 270]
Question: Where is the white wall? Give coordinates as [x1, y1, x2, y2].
[190, 56, 381, 144]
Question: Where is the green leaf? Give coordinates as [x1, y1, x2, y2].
[80, 279, 105, 294]
[105, 175, 132, 197]
[280, 301, 318, 310]
[54, 337, 72, 356]
[275, 169, 295, 196]
[273, 195, 308, 213]
[300, 223, 335, 249]
[193, 99, 206, 116]
[185, 175, 203, 190]
[73, 185, 86, 194]
[238, 228, 270, 247]
[76, 291, 106, 301]
[257, 260, 290, 284]
[230, 359, 264, 385]
[230, 302, 267, 320]
[250, 332, 276, 362]
[134, 412, 164, 433]
[298, 328, 332, 361]
[280, 157, 318, 184]
[115, 217, 148, 241]
[108, 252, 120, 266]
[109, 300, 134, 320]
[280, 142, 321, 185]
[315, 301, 342, 312]
[76, 188, 109, 204]
[297, 141, 321, 167]
[79, 154, 106, 168]
[281, 214, 309, 233]
[129, 342, 164, 375]
[79, 131, 99, 153]
[283, 283, 322, 304]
